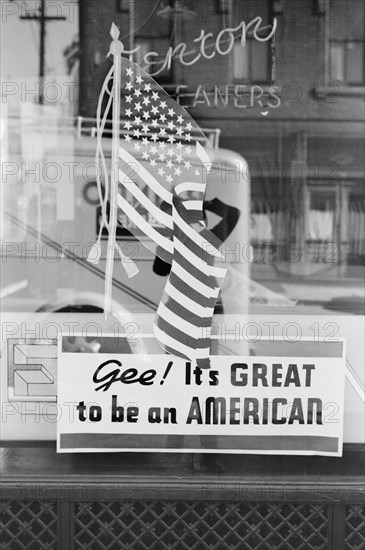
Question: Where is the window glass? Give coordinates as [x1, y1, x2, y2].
[233, 40, 269, 82]
[134, 38, 152, 70]
[233, 42, 249, 80]
[232, 0, 270, 26]
[134, 38, 172, 80]
[347, 42, 364, 84]
[330, 44, 345, 81]
[2, 1, 363, 315]
[330, 0, 364, 41]
[329, 0, 364, 84]
[231, 0, 270, 82]
[251, 40, 269, 81]
[1, 0, 364, 448]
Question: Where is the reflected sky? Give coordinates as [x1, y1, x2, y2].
[1, 0, 78, 78]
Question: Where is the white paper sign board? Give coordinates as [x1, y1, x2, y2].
[57, 335, 346, 456]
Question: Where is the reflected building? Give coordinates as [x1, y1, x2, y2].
[76, 0, 365, 283]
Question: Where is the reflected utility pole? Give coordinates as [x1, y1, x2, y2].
[20, 0, 66, 104]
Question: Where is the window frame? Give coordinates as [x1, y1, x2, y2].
[327, 0, 365, 86]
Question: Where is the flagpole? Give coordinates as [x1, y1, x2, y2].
[104, 24, 124, 317]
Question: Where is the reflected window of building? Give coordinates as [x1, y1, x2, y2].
[117, 0, 131, 12]
[134, 37, 172, 82]
[231, 0, 271, 82]
[233, 39, 269, 82]
[329, 0, 364, 85]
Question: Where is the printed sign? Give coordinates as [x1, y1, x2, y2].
[57, 336, 346, 456]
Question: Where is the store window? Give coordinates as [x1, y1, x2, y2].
[329, 0, 365, 84]
[1, 0, 364, 461]
[1, 9, 365, 550]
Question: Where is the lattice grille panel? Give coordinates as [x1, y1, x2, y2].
[74, 501, 329, 550]
[345, 504, 365, 550]
[0, 500, 57, 550]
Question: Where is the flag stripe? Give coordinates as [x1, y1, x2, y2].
[163, 295, 212, 327]
[173, 249, 221, 288]
[157, 302, 205, 338]
[119, 147, 173, 204]
[174, 238, 226, 277]
[155, 342, 189, 360]
[155, 316, 211, 350]
[172, 261, 219, 298]
[117, 195, 173, 254]
[175, 182, 206, 194]
[173, 224, 222, 267]
[153, 324, 209, 359]
[174, 199, 224, 256]
[164, 280, 213, 317]
[119, 168, 173, 229]
[173, 209, 220, 255]
[196, 141, 212, 170]
[173, 205, 223, 259]
[169, 272, 217, 309]
[184, 200, 203, 211]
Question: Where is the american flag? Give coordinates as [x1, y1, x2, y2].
[106, 58, 227, 367]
